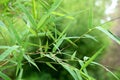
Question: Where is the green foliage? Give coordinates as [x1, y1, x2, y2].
[0, 0, 120, 80]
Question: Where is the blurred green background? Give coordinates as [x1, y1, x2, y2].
[0, 0, 120, 80]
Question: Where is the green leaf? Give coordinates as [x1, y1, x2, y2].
[48, 0, 63, 13]
[80, 46, 105, 70]
[46, 62, 57, 71]
[0, 45, 19, 61]
[57, 23, 71, 40]
[52, 12, 74, 20]
[96, 27, 120, 44]
[92, 62, 120, 80]
[37, 0, 63, 29]
[0, 71, 11, 80]
[0, 46, 10, 49]
[83, 34, 98, 42]
[65, 38, 78, 47]
[78, 60, 88, 75]
[71, 51, 77, 60]
[17, 68, 23, 80]
[60, 62, 79, 80]
[74, 69, 83, 80]
[7, 19, 21, 44]
[23, 55, 40, 71]
[52, 34, 66, 52]
[17, 2, 37, 34]
[0, 21, 6, 28]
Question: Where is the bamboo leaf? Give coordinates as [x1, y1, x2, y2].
[96, 27, 120, 44]
[83, 34, 98, 42]
[71, 51, 77, 60]
[48, 0, 63, 13]
[60, 62, 79, 80]
[0, 45, 19, 61]
[7, 20, 21, 44]
[17, 68, 23, 80]
[52, 34, 66, 52]
[52, 12, 74, 20]
[46, 62, 57, 71]
[78, 60, 88, 75]
[0, 71, 11, 80]
[37, 0, 63, 29]
[17, 2, 37, 30]
[23, 55, 40, 71]
[92, 62, 120, 80]
[80, 46, 105, 70]
[0, 46, 10, 49]
[74, 69, 83, 80]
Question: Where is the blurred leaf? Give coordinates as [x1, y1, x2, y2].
[80, 46, 105, 70]
[79, 60, 88, 75]
[0, 21, 6, 28]
[23, 55, 40, 71]
[83, 34, 98, 42]
[52, 34, 66, 52]
[96, 27, 120, 44]
[37, 0, 63, 29]
[0, 0, 9, 4]
[71, 51, 76, 60]
[17, 2, 37, 36]
[0, 46, 10, 49]
[60, 62, 79, 80]
[92, 62, 120, 80]
[0, 45, 19, 61]
[52, 12, 74, 20]
[48, 0, 63, 13]
[46, 62, 57, 71]
[7, 19, 21, 44]
[0, 71, 11, 80]
[17, 68, 23, 80]
[65, 38, 78, 47]
[74, 69, 83, 80]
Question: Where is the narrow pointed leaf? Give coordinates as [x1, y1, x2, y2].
[0, 46, 19, 61]
[46, 62, 57, 71]
[92, 62, 120, 80]
[96, 27, 120, 44]
[80, 46, 105, 70]
[23, 55, 40, 71]
[71, 51, 77, 60]
[0, 71, 11, 80]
